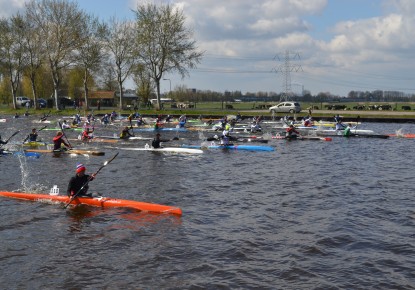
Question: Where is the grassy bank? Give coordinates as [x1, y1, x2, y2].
[2, 102, 415, 120]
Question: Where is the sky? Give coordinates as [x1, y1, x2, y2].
[2, 0, 415, 97]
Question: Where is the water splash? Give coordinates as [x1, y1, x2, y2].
[16, 154, 48, 193]
[395, 128, 404, 137]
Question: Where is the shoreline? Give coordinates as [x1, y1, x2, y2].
[2, 108, 415, 123]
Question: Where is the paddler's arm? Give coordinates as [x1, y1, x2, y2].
[67, 177, 75, 196]
[64, 140, 72, 149]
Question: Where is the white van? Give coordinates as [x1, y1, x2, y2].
[16, 96, 31, 107]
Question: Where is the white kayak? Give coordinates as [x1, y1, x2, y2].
[315, 129, 375, 136]
[119, 146, 203, 154]
[95, 135, 153, 141]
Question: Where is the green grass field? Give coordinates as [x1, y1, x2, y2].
[1, 101, 415, 119]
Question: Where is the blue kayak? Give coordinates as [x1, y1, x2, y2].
[132, 127, 187, 132]
[1, 151, 40, 158]
[181, 144, 274, 152]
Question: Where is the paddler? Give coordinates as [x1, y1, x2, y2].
[165, 115, 173, 122]
[28, 128, 38, 142]
[67, 163, 98, 197]
[154, 119, 163, 130]
[120, 126, 133, 139]
[128, 113, 134, 128]
[0, 135, 8, 145]
[343, 123, 352, 137]
[53, 131, 72, 151]
[151, 133, 170, 148]
[220, 129, 232, 146]
[61, 120, 71, 129]
[0, 135, 6, 155]
[285, 124, 299, 139]
[136, 116, 146, 126]
[81, 127, 94, 142]
[178, 114, 187, 128]
[335, 120, 346, 130]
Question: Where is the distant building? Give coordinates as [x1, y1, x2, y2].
[89, 91, 116, 107]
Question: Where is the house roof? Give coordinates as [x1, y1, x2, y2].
[89, 91, 115, 99]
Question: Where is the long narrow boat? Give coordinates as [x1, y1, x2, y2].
[43, 127, 83, 131]
[120, 146, 203, 154]
[25, 149, 105, 156]
[132, 127, 187, 132]
[272, 135, 332, 141]
[95, 135, 153, 141]
[313, 129, 375, 136]
[346, 133, 389, 139]
[206, 137, 269, 143]
[0, 191, 182, 216]
[388, 133, 415, 138]
[1, 151, 40, 158]
[22, 141, 48, 147]
[68, 138, 119, 144]
[182, 144, 274, 151]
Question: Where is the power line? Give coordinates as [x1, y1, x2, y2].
[272, 50, 303, 101]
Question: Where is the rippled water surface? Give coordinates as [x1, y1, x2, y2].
[0, 117, 414, 289]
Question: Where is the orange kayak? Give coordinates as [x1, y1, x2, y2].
[0, 191, 182, 216]
[388, 133, 415, 138]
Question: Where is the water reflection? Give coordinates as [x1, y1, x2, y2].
[65, 205, 182, 233]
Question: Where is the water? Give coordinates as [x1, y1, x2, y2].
[0, 117, 414, 289]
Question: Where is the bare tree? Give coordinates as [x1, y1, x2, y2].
[104, 18, 136, 110]
[76, 15, 107, 109]
[21, 11, 45, 109]
[25, 0, 88, 110]
[133, 3, 203, 109]
[0, 16, 27, 109]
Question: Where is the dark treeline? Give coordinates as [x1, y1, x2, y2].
[168, 88, 415, 103]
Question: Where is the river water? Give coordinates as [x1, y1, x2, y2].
[0, 116, 414, 289]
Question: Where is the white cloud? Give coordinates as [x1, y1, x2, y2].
[0, 0, 25, 18]
[2, 0, 415, 95]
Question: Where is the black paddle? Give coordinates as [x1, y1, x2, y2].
[23, 126, 47, 143]
[354, 116, 360, 134]
[1, 130, 20, 146]
[58, 121, 72, 149]
[63, 152, 119, 209]
[40, 110, 51, 121]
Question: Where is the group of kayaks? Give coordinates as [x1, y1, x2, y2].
[1, 114, 413, 217]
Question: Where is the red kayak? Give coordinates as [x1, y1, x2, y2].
[272, 135, 332, 141]
[388, 133, 415, 138]
[0, 191, 182, 216]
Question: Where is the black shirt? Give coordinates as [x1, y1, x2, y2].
[67, 174, 92, 197]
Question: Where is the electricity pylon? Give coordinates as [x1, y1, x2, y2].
[272, 50, 303, 102]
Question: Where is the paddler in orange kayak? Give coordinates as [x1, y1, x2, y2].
[67, 163, 98, 197]
[53, 131, 72, 150]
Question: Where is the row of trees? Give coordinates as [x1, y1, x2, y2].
[162, 87, 415, 104]
[0, 0, 203, 110]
